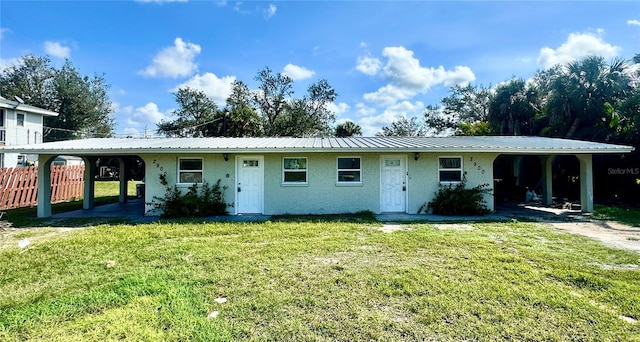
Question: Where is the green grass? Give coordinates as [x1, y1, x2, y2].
[593, 204, 640, 227]
[1, 220, 639, 341]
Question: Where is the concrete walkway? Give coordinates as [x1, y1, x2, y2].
[51, 199, 593, 224]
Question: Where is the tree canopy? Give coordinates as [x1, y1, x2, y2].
[0, 55, 114, 141]
[158, 67, 339, 138]
[381, 54, 639, 146]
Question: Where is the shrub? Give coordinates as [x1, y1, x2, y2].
[423, 177, 491, 216]
[151, 179, 229, 218]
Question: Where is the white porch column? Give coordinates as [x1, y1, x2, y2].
[576, 154, 594, 213]
[82, 156, 97, 210]
[37, 155, 55, 218]
[540, 155, 554, 205]
[117, 157, 127, 203]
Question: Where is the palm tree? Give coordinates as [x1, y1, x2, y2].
[543, 56, 632, 140]
[335, 120, 362, 137]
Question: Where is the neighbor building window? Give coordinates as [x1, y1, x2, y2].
[439, 157, 463, 183]
[17, 113, 25, 126]
[178, 158, 203, 184]
[283, 157, 307, 184]
[337, 157, 361, 183]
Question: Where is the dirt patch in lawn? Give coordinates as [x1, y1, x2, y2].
[549, 221, 640, 253]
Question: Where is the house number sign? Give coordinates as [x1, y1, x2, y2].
[469, 156, 486, 174]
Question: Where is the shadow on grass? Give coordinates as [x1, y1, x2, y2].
[270, 210, 378, 224]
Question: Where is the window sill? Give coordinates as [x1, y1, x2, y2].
[281, 183, 308, 187]
[176, 182, 203, 187]
[335, 182, 363, 187]
[439, 181, 462, 185]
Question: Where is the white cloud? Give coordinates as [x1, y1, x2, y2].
[357, 100, 424, 136]
[264, 4, 277, 18]
[44, 41, 71, 59]
[282, 63, 315, 81]
[0, 28, 10, 40]
[326, 102, 350, 116]
[174, 72, 236, 103]
[134, 102, 170, 124]
[362, 46, 475, 106]
[627, 19, 640, 26]
[139, 37, 201, 78]
[0, 57, 19, 70]
[537, 31, 620, 69]
[356, 56, 382, 76]
[355, 103, 376, 117]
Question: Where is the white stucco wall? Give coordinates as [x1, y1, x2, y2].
[264, 153, 381, 215]
[140, 152, 498, 216]
[407, 152, 498, 213]
[142, 154, 236, 216]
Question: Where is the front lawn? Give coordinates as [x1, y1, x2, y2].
[1, 219, 639, 340]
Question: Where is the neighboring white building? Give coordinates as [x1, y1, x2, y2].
[0, 96, 59, 168]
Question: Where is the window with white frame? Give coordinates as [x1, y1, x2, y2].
[337, 157, 361, 183]
[178, 158, 203, 184]
[17, 113, 25, 126]
[439, 157, 463, 183]
[283, 157, 307, 184]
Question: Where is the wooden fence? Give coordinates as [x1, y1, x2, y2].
[0, 165, 85, 210]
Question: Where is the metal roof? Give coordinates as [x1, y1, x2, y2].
[0, 97, 59, 117]
[1, 136, 634, 155]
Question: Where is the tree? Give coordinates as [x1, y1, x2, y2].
[376, 116, 425, 137]
[47, 61, 114, 140]
[157, 87, 221, 137]
[274, 79, 338, 137]
[441, 84, 491, 123]
[251, 67, 294, 136]
[539, 56, 633, 140]
[0, 55, 54, 109]
[425, 85, 492, 136]
[335, 120, 362, 137]
[222, 81, 262, 137]
[488, 78, 538, 136]
[0, 55, 115, 141]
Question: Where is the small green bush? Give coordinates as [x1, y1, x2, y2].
[152, 179, 228, 218]
[424, 177, 491, 216]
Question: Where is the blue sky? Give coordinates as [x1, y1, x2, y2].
[1, 1, 639, 136]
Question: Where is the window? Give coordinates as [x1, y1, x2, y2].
[283, 157, 307, 184]
[17, 113, 25, 126]
[0, 109, 5, 127]
[178, 158, 203, 184]
[439, 157, 463, 183]
[337, 157, 361, 183]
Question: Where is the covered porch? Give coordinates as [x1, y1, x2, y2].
[494, 154, 595, 212]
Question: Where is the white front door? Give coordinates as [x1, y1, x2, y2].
[237, 156, 264, 214]
[380, 156, 406, 212]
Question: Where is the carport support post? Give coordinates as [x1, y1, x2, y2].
[117, 158, 127, 203]
[577, 154, 594, 213]
[540, 156, 554, 205]
[82, 157, 98, 210]
[37, 155, 55, 218]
